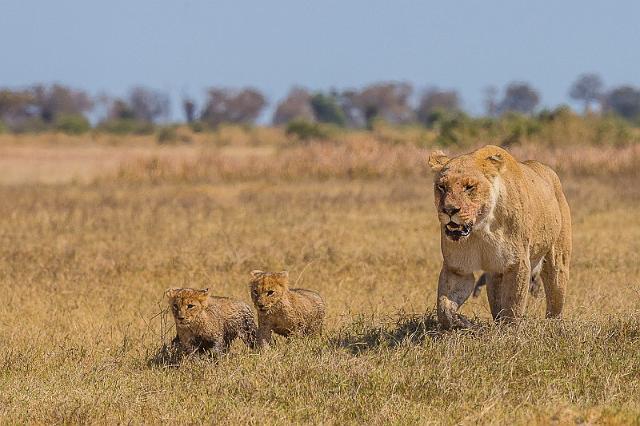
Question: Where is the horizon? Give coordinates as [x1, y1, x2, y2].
[1, 1, 640, 121]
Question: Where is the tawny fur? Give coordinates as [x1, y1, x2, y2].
[166, 288, 257, 355]
[473, 270, 543, 299]
[428, 145, 571, 329]
[249, 270, 325, 348]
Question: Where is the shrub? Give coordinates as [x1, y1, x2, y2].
[97, 119, 154, 135]
[54, 114, 91, 135]
[156, 126, 193, 144]
[285, 120, 332, 141]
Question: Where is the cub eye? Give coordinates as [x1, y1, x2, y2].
[187, 304, 195, 309]
[436, 184, 446, 192]
[266, 290, 275, 296]
[173, 304, 178, 311]
[464, 184, 475, 192]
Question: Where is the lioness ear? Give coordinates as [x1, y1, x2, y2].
[164, 288, 179, 299]
[428, 150, 449, 172]
[250, 270, 264, 280]
[486, 154, 505, 172]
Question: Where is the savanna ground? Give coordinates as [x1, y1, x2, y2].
[0, 130, 639, 424]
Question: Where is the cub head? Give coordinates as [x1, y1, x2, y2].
[249, 270, 289, 313]
[165, 287, 210, 326]
[428, 146, 506, 241]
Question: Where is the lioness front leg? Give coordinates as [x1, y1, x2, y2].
[437, 268, 475, 329]
[498, 259, 531, 321]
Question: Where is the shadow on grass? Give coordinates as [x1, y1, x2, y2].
[147, 339, 184, 368]
[330, 311, 484, 355]
[330, 312, 440, 355]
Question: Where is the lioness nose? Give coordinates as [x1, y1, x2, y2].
[443, 206, 460, 216]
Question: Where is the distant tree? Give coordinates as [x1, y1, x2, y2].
[483, 86, 499, 117]
[498, 82, 540, 115]
[127, 86, 170, 123]
[183, 98, 196, 123]
[310, 92, 347, 126]
[416, 88, 461, 125]
[0, 89, 34, 129]
[31, 84, 93, 123]
[107, 99, 136, 120]
[336, 89, 363, 127]
[569, 73, 604, 113]
[603, 85, 640, 122]
[352, 82, 414, 126]
[200, 87, 267, 127]
[272, 87, 314, 125]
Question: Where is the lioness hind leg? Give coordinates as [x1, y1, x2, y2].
[541, 245, 569, 318]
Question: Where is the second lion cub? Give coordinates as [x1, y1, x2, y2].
[249, 270, 325, 347]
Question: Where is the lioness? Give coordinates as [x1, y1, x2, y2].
[428, 145, 571, 329]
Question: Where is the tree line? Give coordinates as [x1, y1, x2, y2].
[0, 73, 639, 134]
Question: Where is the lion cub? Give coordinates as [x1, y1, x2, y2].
[249, 270, 325, 347]
[165, 287, 257, 356]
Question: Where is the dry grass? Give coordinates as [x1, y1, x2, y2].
[113, 140, 640, 184]
[0, 180, 639, 423]
[0, 134, 640, 424]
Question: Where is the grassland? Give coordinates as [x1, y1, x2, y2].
[0, 132, 639, 424]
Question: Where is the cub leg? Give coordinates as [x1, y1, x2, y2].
[240, 318, 258, 350]
[436, 268, 475, 329]
[256, 322, 272, 348]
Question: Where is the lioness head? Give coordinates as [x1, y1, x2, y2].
[165, 288, 210, 326]
[428, 146, 506, 241]
[249, 270, 289, 313]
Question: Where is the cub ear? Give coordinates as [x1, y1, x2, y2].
[428, 150, 449, 172]
[197, 288, 210, 301]
[250, 270, 264, 280]
[276, 271, 289, 285]
[164, 288, 179, 299]
[486, 154, 505, 172]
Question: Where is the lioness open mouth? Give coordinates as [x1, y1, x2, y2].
[445, 222, 472, 240]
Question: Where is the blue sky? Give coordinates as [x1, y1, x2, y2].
[1, 1, 639, 119]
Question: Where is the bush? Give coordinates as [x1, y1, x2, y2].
[54, 114, 91, 135]
[97, 119, 154, 135]
[285, 120, 332, 141]
[156, 126, 178, 144]
[189, 121, 206, 133]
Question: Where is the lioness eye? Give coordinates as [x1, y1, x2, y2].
[266, 290, 275, 296]
[437, 184, 446, 192]
[464, 184, 475, 192]
[187, 304, 195, 309]
[173, 304, 178, 310]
